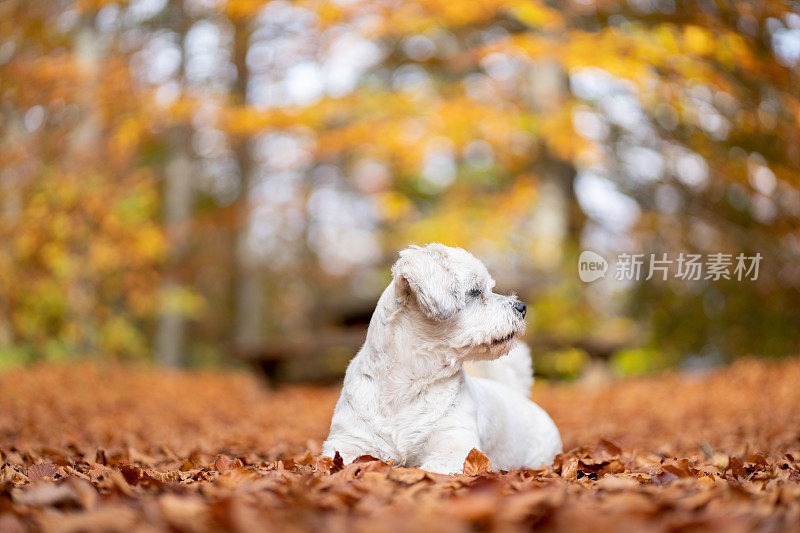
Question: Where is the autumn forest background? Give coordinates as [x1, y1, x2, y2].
[2, 0, 800, 377]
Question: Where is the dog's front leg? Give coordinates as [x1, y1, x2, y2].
[418, 429, 482, 475]
[419, 446, 481, 475]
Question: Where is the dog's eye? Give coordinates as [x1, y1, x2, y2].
[468, 288, 482, 298]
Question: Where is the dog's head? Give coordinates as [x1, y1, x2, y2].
[390, 243, 527, 361]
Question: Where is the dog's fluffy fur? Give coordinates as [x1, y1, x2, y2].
[321, 243, 561, 475]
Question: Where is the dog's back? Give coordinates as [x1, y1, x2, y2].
[465, 342, 534, 398]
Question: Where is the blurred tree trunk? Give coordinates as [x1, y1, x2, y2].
[70, 18, 102, 160]
[526, 60, 581, 270]
[0, 106, 25, 347]
[155, 146, 193, 366]
[70, 13, 103, 355]
[155, 1, 193, 366]
[0, 106, 24, 221]
[231, 19, 263, 354]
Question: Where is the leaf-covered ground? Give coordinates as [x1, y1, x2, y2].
[1, 358, 800, 532]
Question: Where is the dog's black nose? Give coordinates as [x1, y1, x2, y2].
[513, 301, 527, 318]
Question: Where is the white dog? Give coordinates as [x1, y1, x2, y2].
[321, 243, 561, 474]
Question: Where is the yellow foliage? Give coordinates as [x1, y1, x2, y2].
[683, 25, 714, 57]
[508, 0, 564, 30]
[110, 115, 144, 161]
[392, 177, 540, 251]
[158, 286, 207, 318]
[223, 0, 268, 20]
[376, 191, 415, 222]
[0, 172, 165, 359]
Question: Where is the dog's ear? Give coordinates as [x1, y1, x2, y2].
[391, 245, 463, 320]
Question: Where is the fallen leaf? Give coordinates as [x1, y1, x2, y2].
[294, 451, 314, 465]
[729, 457, 748, 477]
[595, 438, 623, 457]
[389, 467, 428, 484]
[26, 463, 59, 481]
[651, 469, 679, 486]
[561, 458, 580, 480]
[314, 455, 335, 475]
[213, 455, 243, 473]
[353, 454, 381, 463]
[0, 465, 29, 485]
[597, 459, 626, 476]
[463, 448, 492, 476]
[332, 451, 345, 472]
[95, 449, 107, 465]
[662, 458, 696, 478]
[745, 453, 768, 467]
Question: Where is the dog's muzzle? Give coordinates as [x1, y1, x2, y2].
[513, 301, 527, 318]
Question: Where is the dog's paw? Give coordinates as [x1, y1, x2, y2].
[418, 461, 464, 475]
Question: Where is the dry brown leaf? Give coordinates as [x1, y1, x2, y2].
[293, 450, 315, 465]
[463, 448, 492, 476]
[595, 438, 623, 457]
[0, 465, 29, 485]
[353, 454, 381, 463]
[87, 464, 134, 496]
[314, 455, 335, 475]
[332, 451, 345, 472]
[662, 458, 696, 478]
[598, 459, 626, 476]
[213, 455, 244, 473]
[26, 463, 59, 481]
[389, 467, 428, 484]
[745, 453, 768, 467]
[95, 449, 107, 465]
[729, 456, 748, 477]
[561, 458, 580, 480]
[651, 469, 679, 486]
